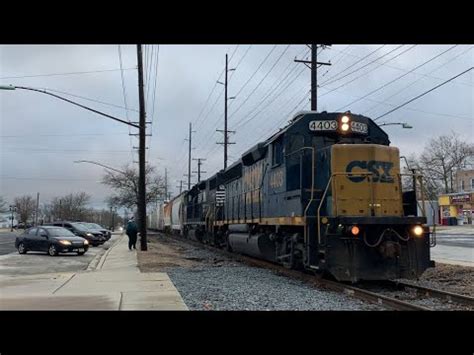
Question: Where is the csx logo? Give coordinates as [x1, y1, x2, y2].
[345, 160, 394, 183]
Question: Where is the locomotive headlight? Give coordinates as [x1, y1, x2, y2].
[412, 225, 424, 236]
[341, 123, 350, 131]
[350, 225, 360, 236]
[341, 115, 350, 123]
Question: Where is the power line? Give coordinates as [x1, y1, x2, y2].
[34, 87, 138, 112]
[320, 45, 386, 85]
[231, 46, 309, 125]
[0, 176, 101, 181]
[374, 67, 474, 121]
[0, 67, 136, 80]
[232, 65, 308, 131]
[316, 84, 472, 122]
[319, 45, 417, 98]
[1, 132, 129, 138]
[321, 45, 353, 77]
[334, 45, 458, 111]
[228, 45, 291, 118]
[228, 45, 253, 82]
[363, 45, 474, 115]
[330, 45, 474, 87]
[228, 45, 278, 107]
[118, 44, 135, 163]
[193, 45, 240, 128]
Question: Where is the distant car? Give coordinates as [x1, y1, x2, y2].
[16, 222, 32, 229]
[15, 226, 89, 256]
[44, 221, 106, 246]
[79, 222, 112, 241]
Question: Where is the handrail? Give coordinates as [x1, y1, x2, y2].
[317, 172, 374, 245]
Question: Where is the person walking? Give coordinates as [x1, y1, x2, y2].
[126, 217, 138, 250]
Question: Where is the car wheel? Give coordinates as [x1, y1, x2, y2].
[77, 252, 85, 256]
[48, 244, 58, 256]
[18, 242, 27, 254]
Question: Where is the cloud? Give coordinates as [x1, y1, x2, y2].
[1, 44, 472, 206]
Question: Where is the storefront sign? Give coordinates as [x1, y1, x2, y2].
[450, 194, 471, 204]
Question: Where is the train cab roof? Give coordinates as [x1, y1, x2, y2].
[265, 111, 390, 146]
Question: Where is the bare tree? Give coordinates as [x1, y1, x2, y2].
[0, 196, 7, 213]
[43, 192, 91, 221]
[409, 132, 474, 195]
[14, 195, 36, 224]
[101, 164, 165, 209]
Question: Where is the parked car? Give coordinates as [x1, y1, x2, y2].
[16, 222, 32, 229]
[44, 221, 106, 246]
[78, 222, 112, 241]
[15, 226, 89, 256]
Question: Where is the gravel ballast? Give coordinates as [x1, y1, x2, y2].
[138, 233, 382, 310]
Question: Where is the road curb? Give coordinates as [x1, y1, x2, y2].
[97, 233, 126, 270]
[86, 234, 124, 272]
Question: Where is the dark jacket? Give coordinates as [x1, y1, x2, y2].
[126, 221, 138, 236]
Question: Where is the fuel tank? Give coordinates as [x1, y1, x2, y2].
[228, 232, 276, 262]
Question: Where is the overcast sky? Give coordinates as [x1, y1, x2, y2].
[1, 44, 473, 209]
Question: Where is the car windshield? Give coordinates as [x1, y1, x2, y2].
[47, 228, 76, 237]
[71, 223, 89, 232]
[89, 223, 103, 229]
[81, 223, 100, 230]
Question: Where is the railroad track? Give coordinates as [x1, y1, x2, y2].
[151, 231, 474, 311]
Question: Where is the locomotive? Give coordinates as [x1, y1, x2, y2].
[149, 111, 434, 282]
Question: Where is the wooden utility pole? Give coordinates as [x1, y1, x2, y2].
[164, 168, 168, 200]
[185, 123, 195, 190]
[34, 192, 40, 226]
[176, 180, 185, 194]
[216, 53, 236, 170]
[192, 158, 207, 182]
[136, 44, 147, 251]
[294, 44, 331, 111]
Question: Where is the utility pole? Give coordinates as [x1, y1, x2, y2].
[192, 158, 207, 182]
[136, 44, 147, 251]
[176, 180, 185, 194]
[185, 122, 196, 190]
[294, 44, 331, 111]
[164, 168, 168, 200]
[216, 53, 236, 170]
[34, 192, 40, 226]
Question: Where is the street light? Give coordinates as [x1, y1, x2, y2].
[9, 205, 17, 232]
[379, 122, 413, 129]
[1, 79, 148, 251]
[73, 160, 126, 175]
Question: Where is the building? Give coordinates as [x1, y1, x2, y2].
[0, 212, 18, 229]
[438, 192, 473, 225]
[455, 169, 474, 192]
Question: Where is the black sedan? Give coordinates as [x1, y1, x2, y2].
[79, 222, 112, 241]
[15, 226, 89, 256]
[44, 221, 105, 246]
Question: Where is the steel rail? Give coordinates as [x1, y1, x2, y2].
[152, 231, 435, 311]
[391, 280, 474, 307]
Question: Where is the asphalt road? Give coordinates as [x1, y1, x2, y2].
[0, 232, 19, 255]
[435, 234, 474, 248]
[0, 233, 121, 276]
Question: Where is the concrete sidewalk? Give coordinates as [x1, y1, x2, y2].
[0, 233, 188, 310]
[435, 225, 474, 235]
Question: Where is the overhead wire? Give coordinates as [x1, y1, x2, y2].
[319, 45, 417, 99]
[374, 67, 474, 121]
[363, 45, 473, 115]
[334, 45, 458, 111]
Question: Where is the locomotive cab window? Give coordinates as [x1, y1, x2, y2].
[272, 137, 284, 167]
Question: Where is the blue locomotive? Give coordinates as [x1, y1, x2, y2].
[151, 111, 434, 282]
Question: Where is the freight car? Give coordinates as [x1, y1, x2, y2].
[153, 111, 434, 282]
